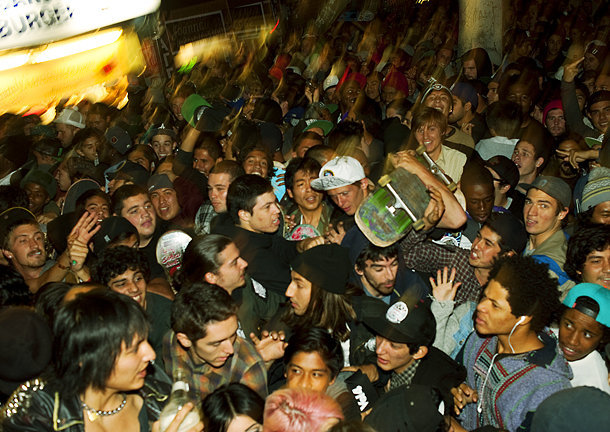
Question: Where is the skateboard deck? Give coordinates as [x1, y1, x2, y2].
[355, 167, 430, 247]
[416, 145, 458, 192]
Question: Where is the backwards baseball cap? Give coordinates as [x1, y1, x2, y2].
[91, 216, 139, 254]
[0, 307, 52, 396]
[364, 300, 436, 346]
[451, 82, 478, 110]
[20, 169, 57, 200]
[563, 283, 610, 327]
[485, 155, 520, 190]
[104, 126, 133, 155]
[31, 137, 64, 161]
[485, 212, 528, 254]
[54, 107, 85, 129]
[109, 160, 149, 188]
[581, 167, 610, 212]
[290, 244, 351, 294]
[310, 156, 365, 191]
[0, 207, 36, 246]
[148, 123, 177, 141]
[147, 173, 174, 194]
[520, 176, 572, 209]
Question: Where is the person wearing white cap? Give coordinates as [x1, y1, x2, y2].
[310, 156, 370, 244]
[53, 107, 86, 148]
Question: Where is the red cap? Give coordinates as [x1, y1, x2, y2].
[381, 70, 409, 96]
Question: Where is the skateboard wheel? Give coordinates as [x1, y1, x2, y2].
[448, 182, 457, 192]
[412, 219, 425, 230]
[416, 145, 426, 155]
[378, 175, 391, 187]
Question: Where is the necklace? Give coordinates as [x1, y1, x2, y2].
[81, 393, 127, 422]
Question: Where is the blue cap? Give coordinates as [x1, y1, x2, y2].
[563, 283, 610, 327]
[451, 82, 478, 110]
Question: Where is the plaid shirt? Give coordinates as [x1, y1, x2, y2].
[389, 359, 421, 391]
[163, 330, 268, 400]
[401, 229, 482, 305]
[194, 201, 217, 236]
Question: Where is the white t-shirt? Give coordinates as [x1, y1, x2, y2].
[569, 350, 610, 394]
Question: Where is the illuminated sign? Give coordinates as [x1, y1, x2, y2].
[0, 31, 144, 112]
[0, 0, 161, 50]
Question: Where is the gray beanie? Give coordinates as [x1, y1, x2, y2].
[582, 167, 610, 212]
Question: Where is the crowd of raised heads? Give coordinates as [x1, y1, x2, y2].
[5, 0, 610, 431]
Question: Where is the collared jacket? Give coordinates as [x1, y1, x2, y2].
[2, 366, 172, 432]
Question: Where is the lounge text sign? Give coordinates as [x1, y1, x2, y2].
[0, 0, 160, 50]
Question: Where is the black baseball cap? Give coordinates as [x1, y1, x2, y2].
[364, 300, 436, 346]
[485, 156, 519, 190]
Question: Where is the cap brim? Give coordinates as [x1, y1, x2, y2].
[310, 176, 353, 191]
[585, 137, 603, 148]
[182, 94, 212, 127]
[304, 120, 334, 136]
[364, 316, 415, 344]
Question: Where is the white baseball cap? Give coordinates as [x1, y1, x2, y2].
[310, 156, 365, 191]
[53, 107, 85, 129]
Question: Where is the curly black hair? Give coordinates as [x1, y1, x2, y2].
[90, 246, 151, 286]
[565, 225, 610, 282]
[487, 254, 560, 332]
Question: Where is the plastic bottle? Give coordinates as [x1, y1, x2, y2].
[158, 369, 200, 432]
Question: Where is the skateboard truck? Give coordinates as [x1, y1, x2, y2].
[378, 175, 426, 231]
[415, 145, 458, 192]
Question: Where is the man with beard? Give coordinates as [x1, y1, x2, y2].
[0, 208, 92, 292]
[543, 100, 567, 139]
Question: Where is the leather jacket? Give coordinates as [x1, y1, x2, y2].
[2, 365, 172, 432]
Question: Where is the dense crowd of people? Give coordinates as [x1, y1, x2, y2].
[4, 0, 610, 430]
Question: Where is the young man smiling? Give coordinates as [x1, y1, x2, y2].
[91, 246, 172, 367]
[163, 282, 267, 399]
[112, 184, 173, 299]
[522, 176, 571, 290]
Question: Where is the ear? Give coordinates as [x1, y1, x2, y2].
[517, 315, 533, 326]
[286, 189, 294, 199]
[464, 102, 472, 112]
[412, 345, 428, 360]
[355, 263, 364, 276]
[499, 184, 511, 195]
[558, 206, 569, 221]
[2, 249, 11, 260]
[238, 209, 251, 224]
[204, 272, 217, 285]
[176, 333, 193, 349]
[502, 250, 516, 258]
[215, 157, 224, 163]
[76, 149, 85, 157]
[535, 157, 544, 168]
[44, 196, 50, 205]
[360, 178, 369, 189]
[150, 162, 156, 172]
